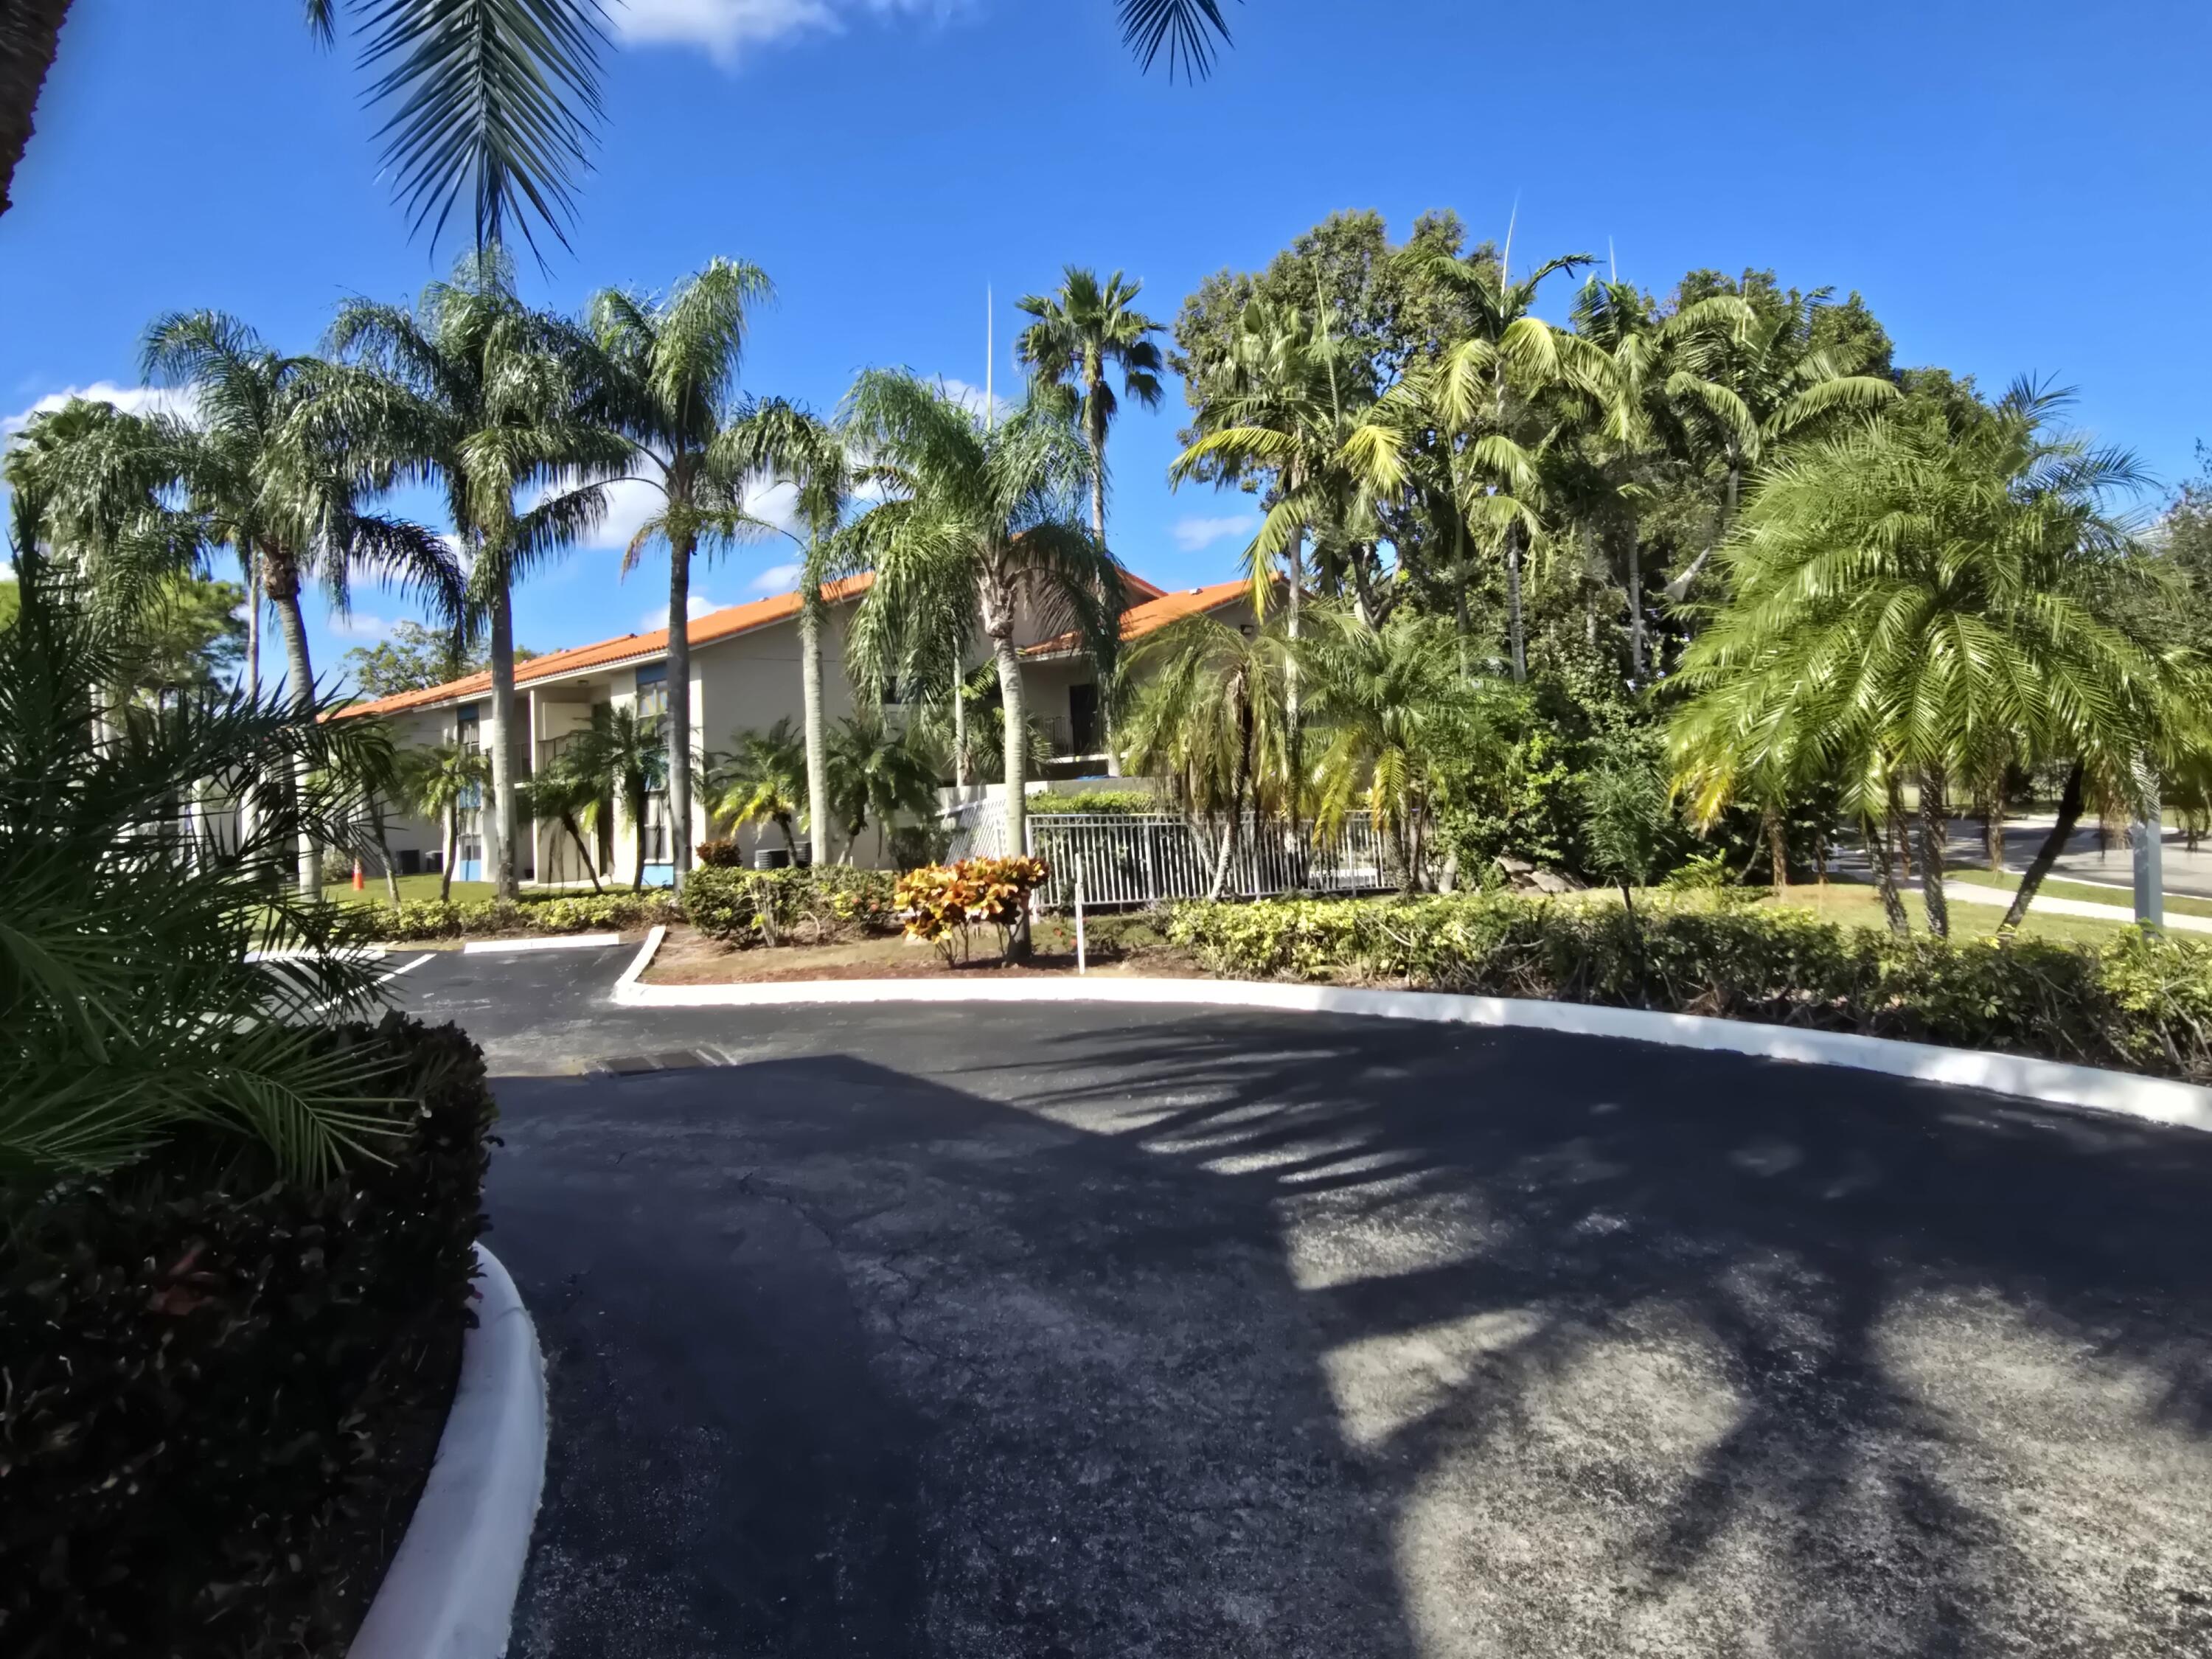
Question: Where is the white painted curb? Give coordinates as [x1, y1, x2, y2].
[613, 923, 666, 998]
[348, 1244, 547, 1659]
[611, 956, 2211, 1133]
[462, 932, 624, 955]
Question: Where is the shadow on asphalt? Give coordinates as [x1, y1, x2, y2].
[488, 1011, 2212, 1658]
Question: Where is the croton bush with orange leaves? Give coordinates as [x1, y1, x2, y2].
[895, 855, 1051, 964]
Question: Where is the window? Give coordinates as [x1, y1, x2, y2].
[633, 662, 668, 723]
[633, 669, 672, 866]
[455, 704, 482, 810]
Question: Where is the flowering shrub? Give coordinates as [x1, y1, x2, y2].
[897, 855, 1051, 964]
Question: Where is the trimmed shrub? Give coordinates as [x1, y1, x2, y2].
[1032, 789, 1163, 816]
[347, 889, 684, 942]
[897, 855, 1050, 964]
[684, 863, 900, 947]
[0, 1013, 495, 1658]
[693, 839, 748, 869]
[1164, 893, 2212, 1083]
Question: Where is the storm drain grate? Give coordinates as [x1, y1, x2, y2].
[582, 1049, 724, 1076]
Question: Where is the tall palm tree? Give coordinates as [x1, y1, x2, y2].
[585, 258, 775, 891]
[391, 740, 489, 902]
[325, 254, 627, 900]
[1671, 380, 2196, 936]
[568, 701, 669, 891]
[1117, 611, 1294, 899]
[142, 310, 465, 895]
[706, 717, 809, 859]
[1017, 267, 1166, 557]
[723, 397, 860, 868]
[843, 372, 1123, 953]
[1660, 285, 1899, 603]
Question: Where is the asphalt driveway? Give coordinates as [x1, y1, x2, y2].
[394, 950, 2212, 1658]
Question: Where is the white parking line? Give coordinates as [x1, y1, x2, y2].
[462, 933, 625, 955]
[380, 953, 436, 981]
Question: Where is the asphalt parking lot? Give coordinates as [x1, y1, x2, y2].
[395, 945, 2212, 1658]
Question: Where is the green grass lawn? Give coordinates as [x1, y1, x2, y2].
[1768, 879, 2136, 948]
[1946, 866, 2212, 921]
[324, 873, 497, 907]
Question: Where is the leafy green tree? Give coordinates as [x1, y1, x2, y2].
[706, 717, 807, 859]
[568, 702, 669, 890]
[0, 578, 15, 630]
[843, 372, 1121, 951]
[116, 575, 248, 706]
[522, 742, 606, 893]
[586, 257, 776, 891]
[326, 254, 628, 901]
[1116, 611, 1293, 898]
[724, 397, 862, 866]
[390, 740, 489, 902]
[341, 619, 535, 699]
[1672, 380, 2195, 936]
[1579, 737, 1680, 915]
[824, 709, 939, 864]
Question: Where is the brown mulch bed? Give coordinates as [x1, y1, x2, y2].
[641, 921, 1207, 986]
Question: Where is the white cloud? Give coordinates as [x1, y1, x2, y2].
[937, 376, 1017, 425]
[1170, 512, 1259, 554]
[748, 562, 801, 594]
[639, 592, 728, 631]
[616, 0, 966, 69]
[326, 611, 392, 639]
[3, 380, 197, 437]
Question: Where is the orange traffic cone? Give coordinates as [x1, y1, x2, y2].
[352, 860, 366, 891]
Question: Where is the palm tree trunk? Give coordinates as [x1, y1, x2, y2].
[992, 628, 1031, 959]
[1504, 524, 1527, 683]
[372, 798, 402, 908]
[0, 0, 71, 218]
[952, 656, 971, 788]
[1919, 764, 1949, 938]
[440, 801, 456, 903]
[631, 788, 647, 894]
[1088, 405, 1123, 779]
[239, 555, 261, 847]
[1624, 521, 1645, 680]
[1764, 802, 1787, 893]
[267, 566, 321, 899]
[563, 813, 602, 892]
[2000, 762, 2085, 933]
[666, 532, 695, 890]
[487, 585, 521, 901]
[1867, 816, 1910, 936]
[800, 590, 830, 867]
[1284, 520, 1305, 874]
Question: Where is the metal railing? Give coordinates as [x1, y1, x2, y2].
[946, 804, 1388, 908]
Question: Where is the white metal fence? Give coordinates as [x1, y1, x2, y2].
[946, 804, 1388, 908]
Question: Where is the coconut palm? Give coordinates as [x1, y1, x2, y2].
[722, 397, 861, 867]
[842, 372, 1123, 952]
[824, 708, 940, 863]
[1671, 380, 2194, 936]
[324, 254, 628, 900]
[568, 701, 669, 891]
[1296, 605, 1486, 892]
[584, 258, 775, 890]
[391, 740, 490, 902]
[706, 717, 808, 860]
[1117, 612, 1294, 899]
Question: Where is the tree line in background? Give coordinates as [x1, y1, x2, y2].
[8, 208, 2212, 954]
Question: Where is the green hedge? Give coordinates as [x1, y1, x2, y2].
[0, 1013, 495, 1657]
[345, 889, 685, 941]
[1031, 789, 1164, 815]
[1164, 894, 2212, 1084]
[684, 863, 900, 947]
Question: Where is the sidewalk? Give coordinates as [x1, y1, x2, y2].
[1935, 877, 2212, 936]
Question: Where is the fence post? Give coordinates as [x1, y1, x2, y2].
[1074, 865, 1087, 974]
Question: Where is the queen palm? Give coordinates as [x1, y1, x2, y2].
[143, 310, 465, 895]
[325, 254, 627, 900]
[844, 372, 1122, 954]
[723, 397, 860, 868]
[1671, 380, 2194, 936]
[391, 740, 489, 902]
[585, 258, 775, 891]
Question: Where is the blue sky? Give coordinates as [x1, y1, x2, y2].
[4, 0, 2208, 690]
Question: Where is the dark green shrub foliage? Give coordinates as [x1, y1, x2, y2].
[1164, 894, 2212, 1082]
[348, 889, 684, 941]
[684, 863, 900, 947]
[0, 1014, 495, 1658]
[1033, 789, 1164, 815]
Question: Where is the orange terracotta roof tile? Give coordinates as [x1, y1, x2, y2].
[1021, 577, 1255, 660]
[338, 573, 876, 720]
